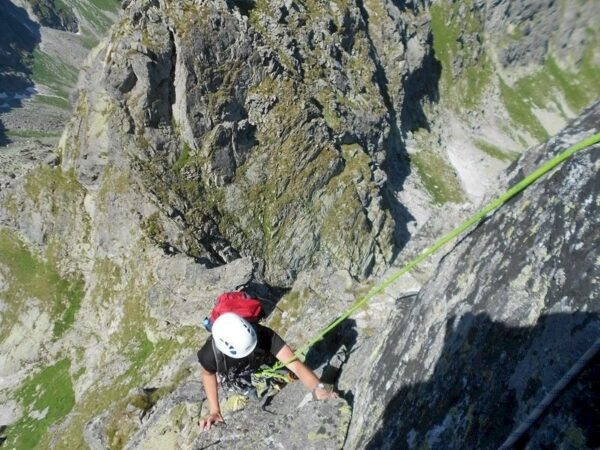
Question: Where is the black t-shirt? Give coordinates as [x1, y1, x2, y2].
[197, 324, 286, 374]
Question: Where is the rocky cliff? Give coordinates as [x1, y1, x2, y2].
[345, 101, 600, 449]
[0, 0, 599, 449]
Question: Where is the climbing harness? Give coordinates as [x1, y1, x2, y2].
[211, 335, 292, 400]
[257, 131, 600, 378]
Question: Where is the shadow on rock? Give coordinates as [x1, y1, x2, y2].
[384, 22, 441, 256]
[0, 1, 41, 116]
[364, 311, 600, 450]
[241, 281, 291, 318]
[0, 120, 9, 147]
[305, 318, 359, 387]
[399, 31, 442, 135]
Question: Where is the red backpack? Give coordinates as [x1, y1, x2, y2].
[203, 291, 263, 331]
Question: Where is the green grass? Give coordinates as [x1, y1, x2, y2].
[53, 279, 85, 338]
[74, 0, 117, 33]
[498, 28, 600, 141]
[430, 1, 492, 109]
[501, 52, 600, 130]
[317, 144, 389, 271]
[24, 166, 82, 205]
[80, 30, 100, 50]
[42, 332, 199, 449]
[33, 94, 71, 110]
[31, 49, 78, 99]
[103, 352, 195, 450]
[6, 129, 62, 139]
[88, 0, 121, 12]
[499, 79, 549, 142]
[544, 52, 600, 111]
[127, 333, 155, 368]
[173, 142, 192, 172]
[4, 359, 75, 450]
[0, 227, 85, 341]
[410, 149, 465, 204]
[474, 139, 519, 162]
[30, 253, 191, 449]
[508, 24, 524, 41]
[430, 2, 600, 143]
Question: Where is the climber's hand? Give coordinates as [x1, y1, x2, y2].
[314, 386, 338, 401]
[198, 412, 224, 431]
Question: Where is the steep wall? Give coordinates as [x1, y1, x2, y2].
[0, 0, 599, 448]
[347, 102, 600, 449]
[65, 0, 445, 284]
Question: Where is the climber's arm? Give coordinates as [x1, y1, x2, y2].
[275, 344, 338, 400]
[198, 368, 224, 430]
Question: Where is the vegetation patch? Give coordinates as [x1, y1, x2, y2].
[33, 93, 71, 110]
[430, 1, 493, 110]
[29, 251, 201, 449]
[96, 167, 133, 212]
[172, 142, 192, 172]
[88, 0, 121, 12]
[410, 149, 465, 205]
[74, 0, 117, 33]
[5, 129, 62, 139]
[0, 228, 85, 342]
[41, 332, 198, 449]
[499, 28, 599, 143]
[80, 29, 100, 50]
[473, 139, 519, 162]
[499, 39, 600, 138]
[32, 48, 78, 100]
[24, 166, 83, 207]
[52, 279, 85, 339]
[318, 144, 380, 272]
[499, 79, 549, 142]
[103, 361, 193, 450]
[4, 359, 75, 450]
[141, 211, 165, 243]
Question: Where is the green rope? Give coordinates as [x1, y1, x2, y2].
[258, 132, 600, 378]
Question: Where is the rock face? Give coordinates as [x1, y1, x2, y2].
[102, 377, 352, 450]
[483, 0, 597, 68]
[0, 0, 599, 449]
[76, 0, 444, 284]
[345, 102, 600, 449]
[27, 0, 79, 32]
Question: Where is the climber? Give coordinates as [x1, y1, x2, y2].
[197, 312, 338, 430]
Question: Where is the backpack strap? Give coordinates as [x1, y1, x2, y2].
[211, 338, 229, 399]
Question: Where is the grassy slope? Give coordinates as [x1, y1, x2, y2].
[430, 0, 493, 111]
[1, 170, 201, 448]
[424, 1, 600, 204]
[31, 0, 120, 93]
[1, 234, 201, 448]
[0, 226, 83, 447]
[499, 33, 600, 141]
[430, 1, 600, 136]
[11, 0, 121, 136]
[4, 359, 75, 449]
[0, 227, 84, 342]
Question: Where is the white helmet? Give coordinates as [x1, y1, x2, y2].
[212, 312, 257, 358]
